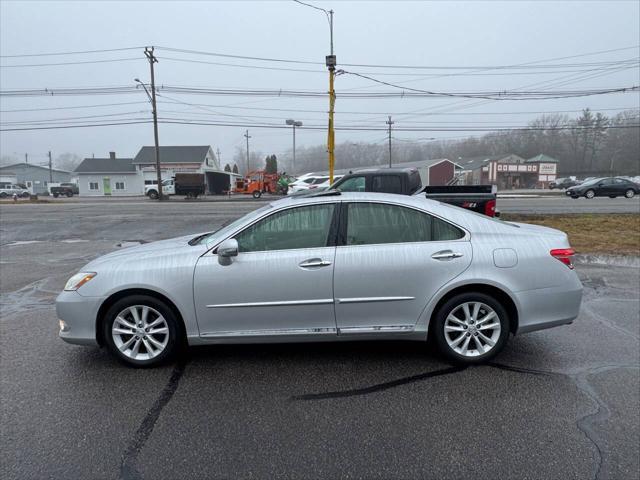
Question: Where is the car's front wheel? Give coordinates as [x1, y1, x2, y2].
[585, 189, 595, 199]
[432, 292, 509, 364]
[103, 295, 182, 367]
[625, 189, 635, 199]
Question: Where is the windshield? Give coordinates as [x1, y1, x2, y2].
[580, 177, 606, 187]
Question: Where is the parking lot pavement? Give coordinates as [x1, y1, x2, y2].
[1, 203, 639, 480]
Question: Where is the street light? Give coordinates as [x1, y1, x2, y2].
[293, 1, 336, 184]
[285, 119, 303, 172]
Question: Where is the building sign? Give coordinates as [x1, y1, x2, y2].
[539, 163, 556, 174]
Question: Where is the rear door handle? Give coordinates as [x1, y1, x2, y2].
[431, 250, 464, 260]
[299, 258, 332, 268]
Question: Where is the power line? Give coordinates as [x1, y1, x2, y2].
[0, 46, 144, 58]
[0, 58, 141, 68]
[153, 44, 640, 70]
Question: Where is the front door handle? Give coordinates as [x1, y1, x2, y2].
[299, 258, 332, 268]
[431, 250, 464, 260]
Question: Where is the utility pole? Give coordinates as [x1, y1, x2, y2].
[48, 151, 53, 182]
[386, 116, 394, 167]
[244, 130, 251, 174]
[216, 148, 222, 166]
[25, 153, 28, 164]
[144, 46, 163, 200]
[327, 9, 336, 184]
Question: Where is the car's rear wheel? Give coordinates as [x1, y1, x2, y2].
[147, 190, 159, 200]
[252, 190, 262, 198]
[66, 191, 73, 197]
[432, 292, 509, 364]
[53, 193, 59, 198]
[625, 189, 635, 199]
[585, 189, 595, 199]
[103, 295, 182, 367]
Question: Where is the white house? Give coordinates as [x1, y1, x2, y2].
[133, 145, 234, 194]
[74, 153, 142, 196]
[74, 146, 237, 196]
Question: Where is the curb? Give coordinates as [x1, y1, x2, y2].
[575, 254, 640, 268]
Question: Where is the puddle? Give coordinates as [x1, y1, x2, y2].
[116, 240, 148, 248]
[4, 240, 43, 246]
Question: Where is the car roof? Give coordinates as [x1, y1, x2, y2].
[271, 191, 440, 209]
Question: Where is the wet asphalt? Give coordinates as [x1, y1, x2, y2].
[0, 202, 638, 480]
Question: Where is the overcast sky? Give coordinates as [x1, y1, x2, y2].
[1, 0, 638, 168]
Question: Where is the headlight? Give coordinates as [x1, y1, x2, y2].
[64, 272, 97, 291]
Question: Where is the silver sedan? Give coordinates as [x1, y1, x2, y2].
[56, 192, 582, 367]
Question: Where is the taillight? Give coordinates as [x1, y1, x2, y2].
[484, 199, 496, 217]
[550, 248, 575, 269]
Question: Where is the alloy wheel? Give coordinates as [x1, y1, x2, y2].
[585, 190, 595, 199]
[625, 189, 635, 198]
[444, 302, 501, 357]
[111, 305, 169, 361]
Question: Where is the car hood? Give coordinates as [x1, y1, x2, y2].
[82, 233, 209, 270]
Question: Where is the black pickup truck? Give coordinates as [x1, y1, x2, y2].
[330, 167, 498, 217]
[50, 183, 79, 198]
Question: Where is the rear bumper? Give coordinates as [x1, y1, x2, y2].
[56, 291, 104, 346]
[514, 283, 582, 334]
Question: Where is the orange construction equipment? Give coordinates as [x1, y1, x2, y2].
[235, 170, 279, 198]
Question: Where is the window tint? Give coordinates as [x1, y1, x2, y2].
[337, 176, 365, 192]
[601, 178, 614, 185]
[371, 175, 402, 194]
[235, 204, 335, 252]
[346, 203, 463, 246]
[614, 178, 626, 184]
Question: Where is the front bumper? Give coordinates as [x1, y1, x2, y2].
[56, 290, 105, 346]
[514, 283, 583, 334]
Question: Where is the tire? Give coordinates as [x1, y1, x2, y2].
[22, 192, 31, 198]
[102, 295, 183, 368]
[66, 191, 73, 198]
[252, 190, 262, 199]
[585, 189, 595, 199]
[0, 192, 6, 198]
[147, 190, 159, 200]
[53, 193, 59, 198]
[625, 189, 635, 199]
[432, 292, 510, 365]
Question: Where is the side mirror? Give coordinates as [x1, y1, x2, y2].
[217, 238, 239, 266]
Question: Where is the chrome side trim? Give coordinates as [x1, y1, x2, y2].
[336, 296, 415, 304]
[338, 325, 415, 334]
[206, 298, 334, 308]
[201, 327, 337, 338]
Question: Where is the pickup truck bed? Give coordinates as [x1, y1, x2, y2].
[329, 168, 498, 216]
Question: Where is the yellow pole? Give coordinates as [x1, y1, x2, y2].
[328, 69, 336, 184]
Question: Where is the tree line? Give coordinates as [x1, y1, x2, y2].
[271, 109, 639, 176]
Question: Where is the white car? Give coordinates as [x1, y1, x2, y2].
[145, 179, 175, 199]
[0, 183, 30, 198]
[287, 176, 320, 195]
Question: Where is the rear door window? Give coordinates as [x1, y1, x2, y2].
[371, 175, 403, 194]
[345, 203, 464, 246]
